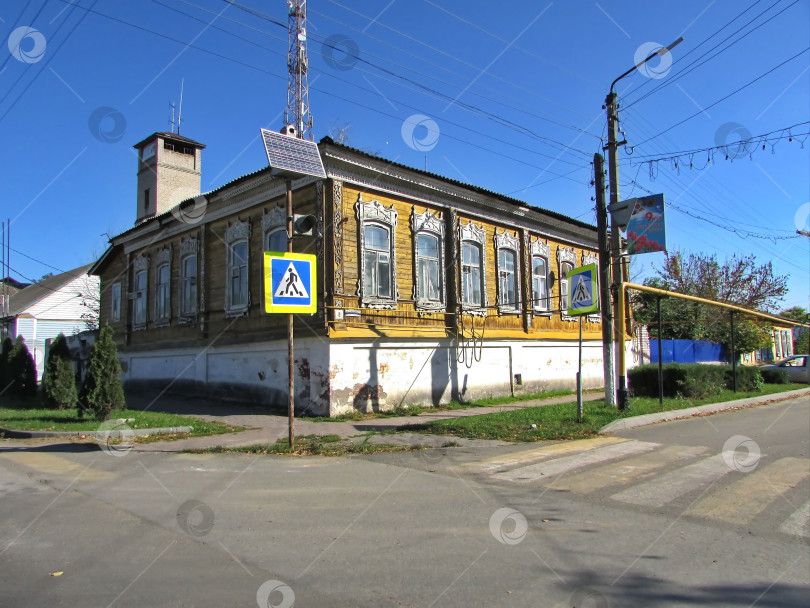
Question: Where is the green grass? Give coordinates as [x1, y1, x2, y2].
[404, 383, 806, 443]
[189, 433, 421, 456]
[0, 396, 241, 439]
[300, 388, 577, 422]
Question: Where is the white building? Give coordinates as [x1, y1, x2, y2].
[2, 265, 99, 381]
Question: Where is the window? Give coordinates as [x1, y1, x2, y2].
[363, 225, 391, 299]
[143, 188, 150, 213]
[225, 218, 251, 316]
[458, 221, 487, 314]
[556, 246, 576, 319]
[111, 282, 121, 322]
[560, 261, 573, 311]
[417, 233, 441, 303]
[180, 254, 197, 316]
[532, 256, 549, 311]
[412, 209, 445, 311]
[155, 264, 170, 320]
[356, 197, 398, 308]
[133, 270, 147, 327]
[266, 228, 287, 253]
[461, 241, 483, 307]
[498, 249, 518, 310]
[229, 240, 248, 308]
[494, 230, 520, 313]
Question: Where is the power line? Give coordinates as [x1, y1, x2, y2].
[0, 0, 97, 123]
[621, 122, 810, 163]
[633, 47, 810, 148]
[623, 0, 795, 110]
[46, 0, 595, 183]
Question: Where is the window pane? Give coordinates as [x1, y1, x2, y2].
[365, 225, 389, 251]
[378, 255, 390, 297]
[470, 268, 481, 305]
[267, 229, 286, 252]
[233, 241, 247, 265]
[418, 233, 438, 259]
[499, 250, 516, 307]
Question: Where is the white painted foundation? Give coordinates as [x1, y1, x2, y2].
[119, 336, 633, 417]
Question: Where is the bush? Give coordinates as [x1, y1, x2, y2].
[629, 363, 765, 398]
[42, 334, 78, 409]
[5, 336, 37, 399]
[79, 326, 125, 421]
[760, 369, 790, 384]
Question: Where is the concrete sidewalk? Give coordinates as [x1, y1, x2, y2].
[130, 390, 605, 452]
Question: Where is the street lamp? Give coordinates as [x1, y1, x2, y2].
[604, 37, 683, 411]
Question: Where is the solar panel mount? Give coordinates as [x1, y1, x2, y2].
[260, 129, 326, 179]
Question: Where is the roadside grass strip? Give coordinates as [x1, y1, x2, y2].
[406, 384, 806, 443]
[190, 433, 424, 456]
[0, 402, 240, 440]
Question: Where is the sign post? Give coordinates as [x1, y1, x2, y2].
[567, 263, 599, 422]
[260, 128, 326, 450]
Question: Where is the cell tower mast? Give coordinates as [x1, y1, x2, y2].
[285, 0, 312, 140]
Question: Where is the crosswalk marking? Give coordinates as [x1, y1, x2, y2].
[548, 444, 709, 494]
[780, 500, 810, 539]
[460, 436, 629, 474]
[610, 453, 733, 508]
[0, 452, 112, 481]
[492, 440, 659, 484]
[686, 457, 810, 525]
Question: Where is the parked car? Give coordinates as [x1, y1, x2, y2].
[759, 355, 810, 383]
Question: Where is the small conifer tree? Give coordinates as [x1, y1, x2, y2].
[42, 334, 78, 409]
[79, 325, 125, 420]
[8, 336, 37, 398]
[0, 337, 12, 395]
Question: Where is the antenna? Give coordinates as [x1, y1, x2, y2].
[285, 0, 313, 140]
[170, 101, 176, 133]
[178, 78, 184, 135]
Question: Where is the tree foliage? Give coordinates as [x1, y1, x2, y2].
[79, 325, 125, 420]
[632, 251, 789, 359]
[42, 334, 78, 409]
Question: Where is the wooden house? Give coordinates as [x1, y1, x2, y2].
[91, 132, 607, 417]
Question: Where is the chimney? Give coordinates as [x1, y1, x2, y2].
[133, 132, 206, 224]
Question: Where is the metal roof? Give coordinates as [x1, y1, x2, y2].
[3, 264, 92, 318]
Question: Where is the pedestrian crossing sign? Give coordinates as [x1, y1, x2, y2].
[264, 252, 317, 313]
[567, 263, 599, 316]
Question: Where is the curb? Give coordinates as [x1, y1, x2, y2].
[0, 425, 193, 440]
[600, 388, 810, 433]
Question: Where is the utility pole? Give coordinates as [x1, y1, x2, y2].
[604, 36, 683, 412]
[594, 153, 616, 407]
[604, 91, 629, 410]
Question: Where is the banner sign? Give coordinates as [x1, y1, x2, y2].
[626, 193, 666, 255]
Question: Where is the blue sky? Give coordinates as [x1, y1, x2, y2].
[2, 0, 808, 310]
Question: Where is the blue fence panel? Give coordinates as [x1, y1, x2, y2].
[650, 339, 724, 364]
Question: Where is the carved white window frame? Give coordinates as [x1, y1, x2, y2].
[494, 229, 520, 314]
[530, 238, 551, 314]
[411, 208, 445, 312]
[153, 246, 172, 328]
[132, 253, 149, 331]
[557, 246, 577, 321]
[459, 220, 487, 316]
[356, 196, 398, 309]
[581, 251, 601, 323]
[262, 206, 287, 252]
[179, 237, 198, 324]
[225, 218, 251, 317]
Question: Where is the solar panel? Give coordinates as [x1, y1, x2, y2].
[260, 129, 326, 179]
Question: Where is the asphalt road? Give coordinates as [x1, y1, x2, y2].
[1, 396, 808, 607]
